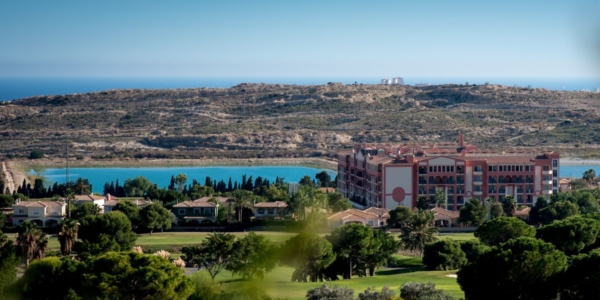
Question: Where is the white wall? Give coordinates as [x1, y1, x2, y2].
[384, 166, 413, 210]
[466, 166, 473, 194]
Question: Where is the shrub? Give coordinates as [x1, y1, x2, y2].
[29, 150, 44, 159]
[400, 282, 455, 300]
[423, 240, 467, 270]
[153, 250, 171, 259]
[306, 283, 354, 300]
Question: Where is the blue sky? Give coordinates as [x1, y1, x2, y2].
[0, 0, 598, 78]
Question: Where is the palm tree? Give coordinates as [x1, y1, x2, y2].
[58, 218, 78, 256]
[16, 220, 47, 267]
[434, 190, 446, 208]
[400, 211, 438, 257]
[229, 189, 253, 222]
[65, 188, 75, 218]
[583, 169, 596, 188]
[74, 177, 91, 195]
[502, 196, 517, 217]
[291, 188, 309, 221]
[416, 196, 429, 211]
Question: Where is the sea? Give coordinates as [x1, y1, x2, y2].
[28, 166, 337, 194]
[1, 76, 600, 101]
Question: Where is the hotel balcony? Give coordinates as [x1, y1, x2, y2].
[543, 180, 553, 185]
[473, 171, 483, 176]
[542, 170, 553, 175]
[473, 191, 483, 196]
[543, 190, 553, 195]
[473, 180, 483, 186]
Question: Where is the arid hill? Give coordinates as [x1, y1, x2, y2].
[1, 82, 599, 160]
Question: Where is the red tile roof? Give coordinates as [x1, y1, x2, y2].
[173, 201, 217, 208]
[254, 201, 288, 208]
[431, 207, 459, 220]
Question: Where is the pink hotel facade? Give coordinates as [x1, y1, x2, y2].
[336, 134, 560, 211]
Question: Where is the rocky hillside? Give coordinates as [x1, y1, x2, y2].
[1, 82, 599, 160]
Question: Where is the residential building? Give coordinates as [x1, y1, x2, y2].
[72, 194, 107, 211]
[12, 200, 66, 227]
[514, 207, 531, 222]
[251, 201, 290, 219]
[381, 77, 404, 85]
[172, 200, 219, 224]
[327, 207, 389, 228]
[431, 207, 460, 227]
[337, 134, 559, 211]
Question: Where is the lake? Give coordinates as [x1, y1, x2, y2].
[28, 166, 337, 193]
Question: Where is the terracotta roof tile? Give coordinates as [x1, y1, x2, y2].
[254, 201, 288, 208]
[172, 201, 217, 208]
[431, 207, 460, 220]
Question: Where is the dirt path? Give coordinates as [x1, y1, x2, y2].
[2, 162, 16, 193]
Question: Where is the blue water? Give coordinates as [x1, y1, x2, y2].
[560, 165, 600, 179]
[1, 77, 599, 101]
[28, 166, 337, 194]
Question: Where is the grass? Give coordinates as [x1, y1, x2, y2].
[201, 265, 463, 300]
[391, 254, 424, 267]
[436, 233, 475, 241]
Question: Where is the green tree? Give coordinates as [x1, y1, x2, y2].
[73, 178, 91, 195]
[401, 282, 456, 300]
[28, 150, 44, 159]
[459, 198, 488, 226]
[388, 206, 414, 228]
[0, 194, 14, 208]
[560, 249, 600, 300]
[501, 195, 517, 217]
[416, 195, 429, 211]
[0, 180, 4, 196]
[71, 202, 101, 220]
[583, 169, 596, 188]
[229, 189, 254, 222]
[65, 188, 75, 218]
[434, 190, 446, 208]
[573, 191, 599, 214]
[174, 173, 188, 192]
[327, 192, 351, 213]
[457, 237, 567, 300]
[299, 175, 315, 187]
[490, 202, 504, 219]
[112, 200, 141, 227]
[400, 211, 438, 257]
[123, 176, 153, 197]
[326, 224, 374, 279]
[306, 283, 354, 300]
[363, 230, 399, 276]
[280, 232, 335, 282]
[536, 216, 600, 255]
[16, 220, 48, 267]
[227, 232, 277, 279]
[58, 218, 78, 256]
[459, 240, 489, 262]
[423, 239, 467, 270]
[76, 211, 137, 256]
[474, 216, 535, 246]
[315, 171, 332, 187]
[197, 233, 236, 282]
[139, 202, 172, 234]
[0, 230, 17, 298]
[539, 200, 579, 225]
[358, 286, 395, 300]
[530, 195, 548, 225]
[264, 184, 289, 202]
[12, 256, 82, 300]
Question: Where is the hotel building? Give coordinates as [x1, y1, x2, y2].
[337, 134, 559, 211]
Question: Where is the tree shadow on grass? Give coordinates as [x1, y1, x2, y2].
[376, 266, 425, 276]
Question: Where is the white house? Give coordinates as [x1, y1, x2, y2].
[71, 194, 107, 212]
[103, 199, 150, 214]
[327, 208, 389, 228]
[12, 200, 66, 227]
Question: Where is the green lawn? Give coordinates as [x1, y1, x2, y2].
[436, 233, 475, 241]
[204, 265, 462, 300]
[391, 254, 424, 267]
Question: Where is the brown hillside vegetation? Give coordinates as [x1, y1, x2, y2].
[1, 82, 599, 160]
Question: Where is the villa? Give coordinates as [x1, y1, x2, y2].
[327, 208, 390, 228]
[12, 200, 66, 227]
[251, 201, 290, 219]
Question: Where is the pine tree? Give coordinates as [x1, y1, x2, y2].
[227, 177, 233, 192]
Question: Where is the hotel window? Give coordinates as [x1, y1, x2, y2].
[553, 180, 558, 187]
[543, 165, 550, 171]
[553, 170, 558, 177]
[429, 166, 433, 172]
[499, 165, 504, 172]
[525, 165, 531, 172]
[474, 166, 482, 172]
[553, 160, 558, 168]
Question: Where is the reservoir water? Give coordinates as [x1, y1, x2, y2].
[28, 166, 337, 194]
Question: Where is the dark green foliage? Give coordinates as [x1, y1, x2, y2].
[423, 240, 467, 270]
[560, 249, 600, 300]
[71, 202, 101, 220]
[474, 217, 535, 246]
[306, 283, 354, 300]
[13, 252, 194, 300]
[457, 237, 567, 300]
[315, 171, 332, 187]
[501, 195, 517, 217]
[490, 202, 504, 219]
[458, 198, 488, 226]
[123, 176, 153, 197]
[28, 150, 44, 159]
[196, 233, 236, 281]
[75, 211, 137, 256]
[358, 286, 395, 300]
[112, 200, 141, 227]
[227, 232, 277, 279]
[416, 196, 429, 211]
[400, 211, 438, 256]
[327, 192, 351, 212]
[326, 224, 374, 279]
[529, 195, 548, 225]
[400, 282, 456, 300]
[0, 194, 14, 208]
[388, 206, 414, 228]
[536, 216, 600, 255]
[459, 240, 489, 262]
[299, 175, 315, 187]
[572, 191, 599, 214]
[140, 202, 172, 234]
[538, 199, 579, 225]
[280, 232, 335, 282]
[363, 230, 400, 276]
[0, 230, 17, 299]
